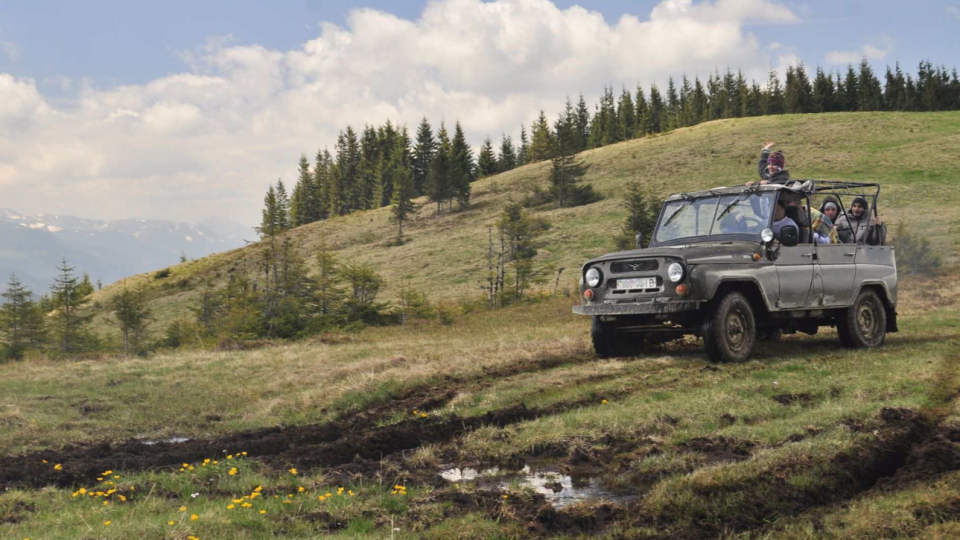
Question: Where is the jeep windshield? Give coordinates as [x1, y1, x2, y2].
[653, 192, 775, 245]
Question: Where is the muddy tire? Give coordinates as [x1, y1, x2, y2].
[837, 289, 886, 349]
[591, 316, 618, 358]
[702, 291, 756, 363]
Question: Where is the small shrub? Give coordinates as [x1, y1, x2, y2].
[154, 268, 171, 279]
[891, 221, 942, 276]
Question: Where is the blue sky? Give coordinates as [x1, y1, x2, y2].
[2, 1, 957, 94]
[0, 0, 957, 225]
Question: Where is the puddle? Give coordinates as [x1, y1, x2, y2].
[439, 465, 635, 508]
[140, 437, 191, 445]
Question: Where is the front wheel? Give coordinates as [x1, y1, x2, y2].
[702, 291, 757, 363]
[837, 289, 886, 348]
[591, 316, 618, 358]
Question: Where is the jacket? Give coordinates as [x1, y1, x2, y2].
[835, 209, 886, 245]
[758, 149, 791, 184]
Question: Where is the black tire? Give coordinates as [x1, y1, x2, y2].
[591, 316, 618, 358]
[836, 289, 886, 349]
[702, 291, 757, 363]
[757, 328, 782, 342]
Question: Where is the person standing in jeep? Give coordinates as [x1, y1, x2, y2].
[746, 141, 790, 187]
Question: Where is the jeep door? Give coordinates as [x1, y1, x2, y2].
[774, 243, 816, 309]
[816, 244, 857, 306]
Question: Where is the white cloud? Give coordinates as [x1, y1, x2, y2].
[947, 6, 960, 21]
[0, 0, 798, 225]
[825, 36, 894, 65]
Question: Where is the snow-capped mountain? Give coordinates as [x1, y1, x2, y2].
[0, 208, 253, 296]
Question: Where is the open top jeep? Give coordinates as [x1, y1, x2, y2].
[574, 180, 898, 362]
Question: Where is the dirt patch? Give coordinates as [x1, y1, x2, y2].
[0, 501, 35, 524]
[772, 393, 813, 406]
[678, 436, 755, 464]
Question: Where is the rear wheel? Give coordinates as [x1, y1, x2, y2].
[837, 289, 886, 348]
[591, 316, 618, 358]
[702, 291, 757, 363]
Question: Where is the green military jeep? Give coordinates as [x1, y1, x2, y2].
[573, 181, 898, 362]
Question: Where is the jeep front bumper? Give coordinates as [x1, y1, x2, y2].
[572, 300, 700, 316]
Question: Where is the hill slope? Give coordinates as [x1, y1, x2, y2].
[88, 111, 960, 333]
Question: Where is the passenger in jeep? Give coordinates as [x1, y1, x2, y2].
[783, 195, 839, 244]
[835, 197, 886, 245]
[746, 141, 791, 186]
[772, 200, 798, 240]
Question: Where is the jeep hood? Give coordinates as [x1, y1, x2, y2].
[583, 242, 763, 268]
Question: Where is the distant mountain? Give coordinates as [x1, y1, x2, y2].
[0, 208, 252, 296]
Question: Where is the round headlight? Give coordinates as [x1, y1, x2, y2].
[761, 227, 774, 243]
[585, 267, 602, 287]
[667, 262, 684, 283]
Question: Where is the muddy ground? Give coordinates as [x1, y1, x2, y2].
[4, 364, 960, 538]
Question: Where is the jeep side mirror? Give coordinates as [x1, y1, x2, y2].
[780, 225, 799, 247]
[635, 232, 644, 250]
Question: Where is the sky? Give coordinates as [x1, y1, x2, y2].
[0, 0, 958, 227]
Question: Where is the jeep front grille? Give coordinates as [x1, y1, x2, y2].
[610, 259, 659, 273]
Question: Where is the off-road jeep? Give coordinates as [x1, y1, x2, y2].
[573, 180, 898, 362]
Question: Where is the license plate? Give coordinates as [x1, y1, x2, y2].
[616, 277, 658, 290]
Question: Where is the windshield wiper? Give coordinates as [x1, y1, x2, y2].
[662, 200, 693, 227]
[715, 188, 759, 222]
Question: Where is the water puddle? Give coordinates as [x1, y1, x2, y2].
[140, 436, 191, 445]
[439, 465, 634, 508]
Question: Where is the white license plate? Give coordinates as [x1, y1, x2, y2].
[616, 277, 658, 290]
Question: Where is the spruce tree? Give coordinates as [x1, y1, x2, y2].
[840, 65, 860, 111]
[614, 181, 658, 250]
[680, 75, 695, 126]
[617, 87, 636, 139]
[530, 110, 555, 162]
[389, 143, 417, 241]
[1, 274, 45, 360]
[426, 122, 452, 215]
[50, 258, 92, 354]
[858, 58, 883, 111]
[314, 235, 344, 319]
[518, 124, 529, 165]
[258, 184, 280, 238]
[292, 154, 314, 226]
[743, 82, 764, 116]
[275, 180, 291, 230]
[412, 117, 435, 196]
[358, 125, 380, 210]
[634, 86, 649, 137]
[599, 87, 619, 145]
[575, 93, 591, 151]
[498, 134, 517, 172]
[316, 149, 332, 219]
[764, 69, 786, 114]
[734, 70, 748, 118]
[721, 69, 738, 118]
[665, 77, 680, 130]
[110, 285, 152, 355]
[550, 111, 597, 208]
[691, 77, 708, 123]
[477, 137, 498, 178]
[813, 66, 837, 112]
[450, 121, 473, 210]
[645, 84, 664, 134]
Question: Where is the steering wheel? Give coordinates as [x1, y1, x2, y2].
[738, 217, 763, 232]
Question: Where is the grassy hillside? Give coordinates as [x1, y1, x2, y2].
[2, 112, 960, 539]
[86, 111, 960, 339]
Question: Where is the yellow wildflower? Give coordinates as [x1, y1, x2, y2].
[227, 504, 235, 510]
[203, 458, 210, 464]
[337, 487, 344, 495]
[212, 460, 218, 465]
[103, 470, 112, 475]
[421, 413, 428, 418]
[180, 506, 187, 512]
[287, 494, 293, 498]
[97, 477, 103, 481]
[241, 452, 248, 456]
[298, 486, 305, 493]
[318, 495, 325, 501]
[259, 509, 266, 514]
[79, 488, 86, 494]
[227, 455, 233, 459]
[348, 490, 355, 496]
[254, 485, 262, 492]
[228, 468, 238, 476]
[232, 498, 243, 504]
[283, 500, 292, 504]
[241, 502, 252, 508]
[168, 521, 174, 526]
[72, 491, 79, 497]
[325, 492, 332, 497]
[288, 468, 298, 475]
[119, 495, 127, 502]
[180, 468, 185, 472]
[103, 520, 111, 526]
[503, 494, 509, 500]
[602, 399, 608, 404]
[188, 466, 194, 471]
[42, 459, 48, 463]
[54, 463, 63, 471]
[190, 514, 199, 521]
[182, 463, 189, 468]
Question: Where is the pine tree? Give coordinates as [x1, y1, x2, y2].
[110, 285, 152, 355]
[665, 77, 680, 130]
[477, 137, 498, 178]
[530, 110, 555, 162]
[858, 58, 883, 111]
[707, 71, 726, 120]
[599, 87, 619, 145]
[291, 154, 313, 226]
[497, 133, 517, 172]
[680, 75, 695, 126]
[389, 143, 417, 241]
[691, 77, 708, 123]
[412, 117, 435, 196]
[316, 149, 332, 219]
[634, 85, 649, 137]
[78, 273, 95, 298]
[743, 82, 764, 116]
[840, 65, 860, 111]
[450, 121, 473, 210]
[812, 66, 837, 112]
[550, 111, 598, 208]
[764, 69, 785, 114]
[314, 235, 344, 319]
[722, 69, 738, 118]
[258, 184, 280, 238]
[645, 84, 664, 134]
[518, 124, 529, 165]
[50, 258, 92, 354]
[330, 127, 360, 215]
[275, 180, 291, 230]
[614, 181, 658, 250]
[574, 93, 591, 151]
[1, 274, 45, 360]
[426, 122, 452, 215]
[358, 125, 380, 210]
[734, 70, 748, 118]
[617, 87, 636, 139]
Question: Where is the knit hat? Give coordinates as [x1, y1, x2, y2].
[821, 201, 838, 213]
[767, 151, 785, 169]
[851, 197, 869, 212]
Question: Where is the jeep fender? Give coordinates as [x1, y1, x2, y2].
[694, 264, 779, 313]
